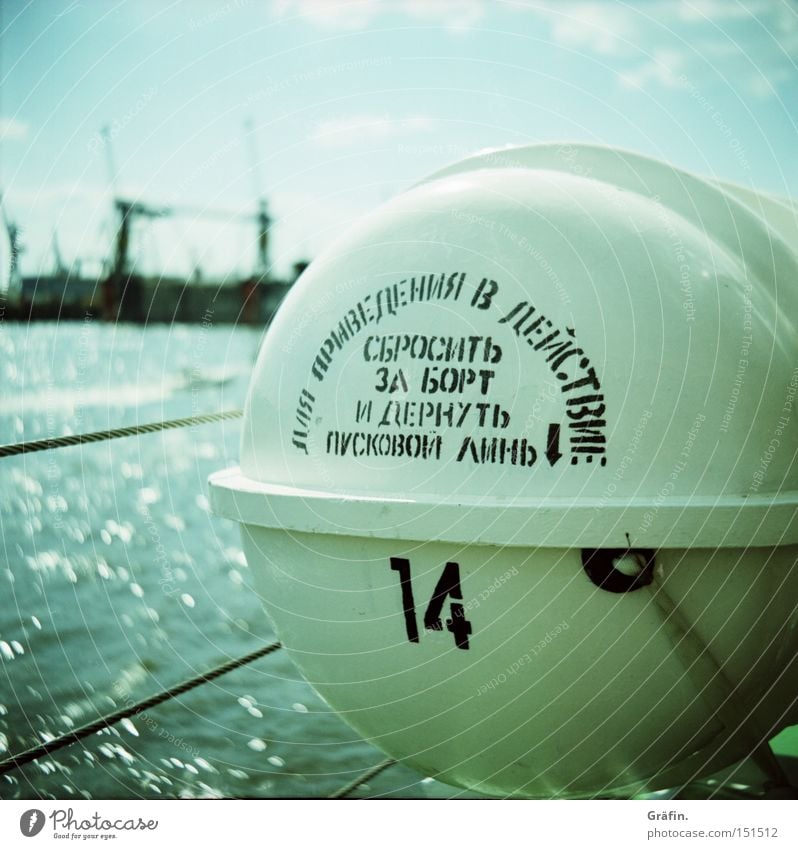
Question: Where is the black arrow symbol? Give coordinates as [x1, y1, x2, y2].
[546, 423, 562, 466]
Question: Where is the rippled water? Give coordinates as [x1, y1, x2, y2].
[0, 322, 466, 800]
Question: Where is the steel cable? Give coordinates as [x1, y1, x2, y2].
[0, 641, 282, 776]
[327, 758, 398, 799]
[0, 409, 243, 458]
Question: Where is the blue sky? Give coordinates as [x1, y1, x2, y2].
[1, 0, 796, 282]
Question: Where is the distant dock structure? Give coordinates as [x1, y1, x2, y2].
[2, 122, 305, 325]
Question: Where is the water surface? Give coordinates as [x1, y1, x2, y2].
[0, 321, 465, 799]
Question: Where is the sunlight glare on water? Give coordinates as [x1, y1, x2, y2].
[0, 323, 462, 800]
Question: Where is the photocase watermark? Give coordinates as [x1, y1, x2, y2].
[554, 144, 628, 215]
[19, 809, 45, 837]
[650, 194, 695, 323]
[39, 312, 94, 532]
[719, 280, 753, 432]
[135, 501, 177, 599]
[189, 0, 249, 30]
[303, 431, 339, 495]
[20, 807, 158, 837]
[477, 621, 570, 695]
[189, 308, 215, 415]
[281, 274, 364, 354]
[523, 380, 558, 431]
[175, 140, 241, 199]
[397, 142, 467, 158]
[450, 209, 572, 306]
[594, 408, 653, 511]
[463, 565, 519, 615]
[396, 143, 531, 172]
[71, 311, 95, 432]
[637, 411, 706, 534]
[678, 74, 750, 171]
[87, 87, 159, 155]
[748, 367, 798, 494]
[43, 378, 65, 532]
[111, 678, 201, 760]
[245, 57, 391, 104]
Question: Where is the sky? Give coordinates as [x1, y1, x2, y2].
[1, 0, 797, 283]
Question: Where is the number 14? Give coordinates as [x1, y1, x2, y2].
[389, 557, 473, 650]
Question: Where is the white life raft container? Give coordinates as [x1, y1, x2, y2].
[210, 143, 798, 798]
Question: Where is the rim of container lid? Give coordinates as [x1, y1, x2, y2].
[412, 141, 786, 202]
[413, 142, 798, 256]
[208, 467, 798, 549]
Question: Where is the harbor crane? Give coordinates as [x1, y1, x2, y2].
[98, 123, 277, 323]
[0, 191, 24, 294]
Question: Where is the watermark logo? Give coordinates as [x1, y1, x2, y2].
[19, 810, 45, 837]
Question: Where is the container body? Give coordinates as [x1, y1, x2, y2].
[210, 143, 798, 797]
[241, 525, 798, 798]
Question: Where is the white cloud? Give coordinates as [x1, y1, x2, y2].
[274, 0, 485, 31]
[309, 113, 435, 147]
[274, 0, 380, 30]
[529, 0, 797, 99]
[676, 0, 798, 100]
[744, 65, 793, 100]
[618, 49, 690, 91]
[5, 181, 108, 208]
[394, 0, 485, 31]
[676, 0, 771, 23]
[543, 2, 639, 56]
[0, 117, 30, 142]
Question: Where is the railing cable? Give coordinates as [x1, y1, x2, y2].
[1, 405, 405, 796]
[327, 758, 398, 799]
[0, 409, 243, 459]
[0, 640, 281, 776]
